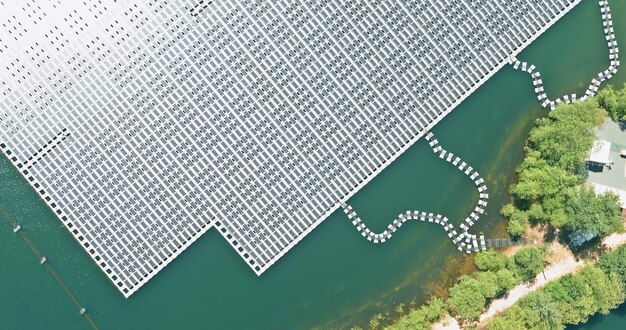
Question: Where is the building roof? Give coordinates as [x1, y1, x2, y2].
[588, 140, 612, 165]
[0, 0, 583, 297]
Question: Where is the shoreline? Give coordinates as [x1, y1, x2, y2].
[430, 227, 626, 330]
[383, 72, 626, 330]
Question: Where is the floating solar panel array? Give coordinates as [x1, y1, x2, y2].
[0, 0, 581, 297]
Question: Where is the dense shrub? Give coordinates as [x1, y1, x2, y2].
[599, 245, 626, 284]
[597, 83, 626, 121]
[564, 187, 622, 238]
[489, 248, 626, 329]
[388, 298, 446, 330]
[447, 247, 544, 320]
[502, 98, 621, 239]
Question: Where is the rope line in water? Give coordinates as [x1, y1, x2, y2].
[0, 204, 99, 330]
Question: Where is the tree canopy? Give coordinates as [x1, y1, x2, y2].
[447, 247, 545, 320]
[388, 248, 545, 328]
[564, 187, 622, 238]
[488, 247, 626, 330]
[447, 276, 489, 319]
[474, 250, 510, 272]
[510, 151, 579, 203]
[598, 245, 626, 284]
[389, 86, 626, 330]
[512, 246, 548, 281]
[501, 96, 623, 240]
[543, 266, 624, 325]
[527, 100, 606, 175]
[389, 298, 446, 330]
[597, 83, 626, 121]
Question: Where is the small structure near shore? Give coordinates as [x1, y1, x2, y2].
[587, 140, 613, 169]
[586, 120, 626, 215]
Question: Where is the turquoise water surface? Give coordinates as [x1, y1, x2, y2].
[570, 303, 626, 330]
[1, 1, 626, 329]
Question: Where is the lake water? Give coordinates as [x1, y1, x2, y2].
[1, 0, 625, 329]
[570, 303, 626, 330]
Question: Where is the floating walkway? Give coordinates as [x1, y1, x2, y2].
[343, 0, 618, 255]
[485, 238, 526, 249]
[342, 132, 490, 253]
[0, 0, 586, 295]
[510, 0, 619, 110]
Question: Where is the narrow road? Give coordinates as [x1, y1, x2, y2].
[431, 229, 626, 329]
[478, 254, 584, 323]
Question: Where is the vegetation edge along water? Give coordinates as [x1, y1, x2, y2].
[367, 85, 626, 330]
[0, 1, 623, 329]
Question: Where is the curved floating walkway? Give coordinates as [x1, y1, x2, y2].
[342, 132, 489, 253]
[343, 0, 618, 254]
[510, 0, 619, 110]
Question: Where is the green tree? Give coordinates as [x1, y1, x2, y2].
[544, 266, 624, 325]
[523, 293, 562, 329]
[599, 245, 626, 283]
[512, 246, 547, 281]
[527, 203, 546, 222]
[527, 101, 606, 174]
[489, 265, 626, 329]
[541, 197, 569, 227]
[390, 297, 446, 330]
[447, 276, 488, 319]
[500, 203, 517, 217]
[507, 210, 529, 237]
[564, 187, 622, 238]
[475, 272, 500, 298]
[495, 268, 521, 292]
[510, 153, 579, 204]
[597, 83, 626, 121]
[488, 305, 541, 330]
[592, 271, 625, 315]
[474, 250, 510, 272]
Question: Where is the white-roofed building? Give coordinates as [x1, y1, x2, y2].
[587, 140, 613, 167]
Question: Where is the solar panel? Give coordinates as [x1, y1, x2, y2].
[0, 0, 581, 297]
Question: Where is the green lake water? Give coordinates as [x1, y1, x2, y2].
[568, 304, 626, 330]
[1, 0, 626, 329]
[570, 303, 626, 330]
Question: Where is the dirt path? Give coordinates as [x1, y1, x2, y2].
[431, 243, 580, 329]
[432, 316, 460, 330]
[431, 230, 626, 329]
[475, 232, 626, 326]
[478, 254, 584, 323]
[602, 230, 626, 250]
